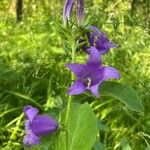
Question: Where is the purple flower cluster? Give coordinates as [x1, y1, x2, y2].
[64, 0, 120, 97]
[23, 105, 58, 147]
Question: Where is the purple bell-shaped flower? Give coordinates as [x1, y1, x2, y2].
[23, 105, 58, 147]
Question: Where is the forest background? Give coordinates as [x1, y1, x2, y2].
[0, 0, 150, 149]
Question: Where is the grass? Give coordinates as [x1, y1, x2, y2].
[0, 1, 150, 149]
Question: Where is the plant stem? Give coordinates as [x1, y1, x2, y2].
[65, 42, 76, 150]
[6, 113, 24, 148]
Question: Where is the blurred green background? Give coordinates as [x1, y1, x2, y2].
[0, 0, 150, 149]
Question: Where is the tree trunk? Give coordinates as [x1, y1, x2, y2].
[16, 0, 23, 22]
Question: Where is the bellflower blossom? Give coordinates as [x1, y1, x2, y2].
[87, 25, 116, 54]
[63, 0, 85, 24]
[66, 47, 120, 97]
[23, 105, 58, 147]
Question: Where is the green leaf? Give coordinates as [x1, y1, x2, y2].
[67, 102, 98, 150]
[100, 81, 144, 113]
[145, 147, 150, 150]
[120, 138, 132, 150]
[93, 140, 106, 150]
[30, 131, 60, 150]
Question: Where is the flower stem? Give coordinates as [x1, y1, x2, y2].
[65, 42, 76, 150]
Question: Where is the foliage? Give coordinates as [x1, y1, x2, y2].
[0, 0, 150, 149]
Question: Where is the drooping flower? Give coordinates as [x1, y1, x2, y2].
[66, 47, 120, 97]
[63, 0, 74, 23]
[76, 0, 85, 25]
[23, 105, 58, 147]
[63, 0, 85, 25]
[87, 25, 116, 54]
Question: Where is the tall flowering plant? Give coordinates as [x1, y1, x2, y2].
[22, 0, 144, 149]
[63, 1, 121, 149]
[63, 0, 120, 96]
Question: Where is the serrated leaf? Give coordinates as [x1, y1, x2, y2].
[100, 81, 144, 113]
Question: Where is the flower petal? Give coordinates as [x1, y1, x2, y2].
[24, 105, 39, 122]
[87, 46, 101, 65]
[88, 25, 100, 35]
[95, 32, 116, 54]
[81, 64, 103, 85]
[23, 131, 40, 147]
[68, 80, 86, 95]
[25, 120, 31, 133]
[89, 83, 101, 97]
[87, 32, 95, 46]
[87, 25, 116, 54]
[31, 115, 58, 136]
[63, 0, 74, 23]
[65, 63, 85, 77]
[100, 66, 120, 81]
[76, 0, 85, 24]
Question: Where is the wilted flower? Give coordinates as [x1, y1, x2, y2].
[87, 25, 116, 54]
[66, 47, 120, 97]
[63, 0, 74, 23]
[23, 105, 58, 147]
[76, 0, 85, 25]
[63, 0, 85, 25]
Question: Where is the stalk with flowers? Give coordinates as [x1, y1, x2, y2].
[23, 0, 144, 149]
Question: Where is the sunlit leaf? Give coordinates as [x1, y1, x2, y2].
[100, 81, 144, 113]
[67, 102, 98, 150]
